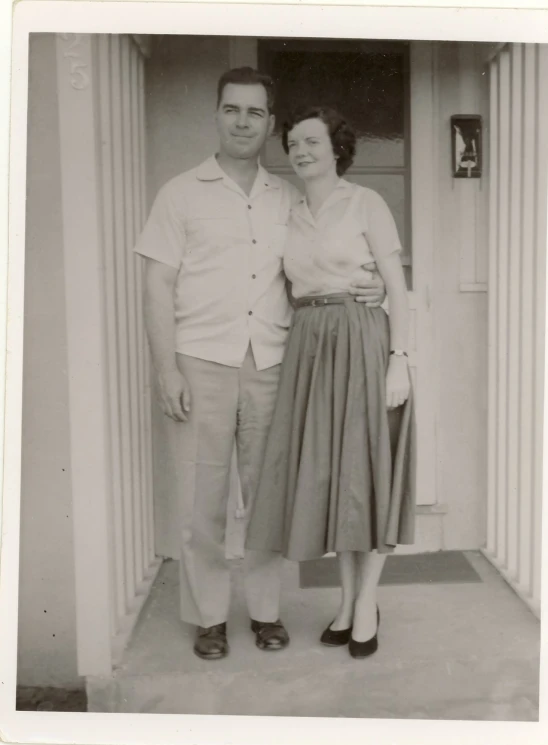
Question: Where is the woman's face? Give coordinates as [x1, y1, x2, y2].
[286, 117, 338, 181]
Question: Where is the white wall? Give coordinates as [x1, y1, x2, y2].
[146, 35, 230, 196]
[17, 34, 81, 688]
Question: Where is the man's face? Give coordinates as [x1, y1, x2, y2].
[215, 83, 274, 160]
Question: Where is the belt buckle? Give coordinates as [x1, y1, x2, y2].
[311, 299, 316, 307]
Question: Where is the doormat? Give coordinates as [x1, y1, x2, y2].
[299, 551, 482, 589]
[16, 686, 87, 712]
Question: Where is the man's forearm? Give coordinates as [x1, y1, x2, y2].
[143, 264, 179, 377]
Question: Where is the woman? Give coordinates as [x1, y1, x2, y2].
[246, 106, 416, 659]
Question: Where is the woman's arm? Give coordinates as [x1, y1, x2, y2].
[374, 250, 411, 409]
[374, 251, 409, 350]
[360, 188, 411, 409]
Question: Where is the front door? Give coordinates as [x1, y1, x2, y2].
[252, 38, 436, 507]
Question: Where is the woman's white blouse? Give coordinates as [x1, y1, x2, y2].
[283, 180, 402, 299]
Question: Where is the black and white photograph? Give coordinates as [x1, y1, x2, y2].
[1, 1, 547, 743]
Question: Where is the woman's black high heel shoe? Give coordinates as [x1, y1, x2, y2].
[348, 606, 380, 659]
[320, 599, 359, 646]
[320, 622, 352, 647]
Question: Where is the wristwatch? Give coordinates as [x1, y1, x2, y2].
[390, 349, 408, 357]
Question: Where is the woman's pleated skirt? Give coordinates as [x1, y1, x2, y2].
[245, 294, 416, 562]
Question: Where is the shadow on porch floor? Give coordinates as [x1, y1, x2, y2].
[87, 551, 540, 720]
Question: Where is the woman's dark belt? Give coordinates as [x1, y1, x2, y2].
[294, 293, 352, 309]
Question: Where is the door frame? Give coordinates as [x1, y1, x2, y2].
[408, 42, 437, 506]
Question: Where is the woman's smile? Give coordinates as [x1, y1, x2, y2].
[287, 118, 338, 180]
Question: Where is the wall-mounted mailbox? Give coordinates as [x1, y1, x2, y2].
[451, 115, 482, 178]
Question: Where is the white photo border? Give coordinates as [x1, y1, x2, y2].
[1, 2, 547, 744]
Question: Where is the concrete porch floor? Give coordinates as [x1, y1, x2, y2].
[87, 551, 540, 719]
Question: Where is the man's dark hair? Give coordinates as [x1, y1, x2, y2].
[216, 67, 276, 113]
[282, 105, 356, 176]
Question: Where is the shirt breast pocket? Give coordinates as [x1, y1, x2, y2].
[186, 215, 242, 251]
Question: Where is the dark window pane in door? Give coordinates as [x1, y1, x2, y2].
[265, 47, 406, 168]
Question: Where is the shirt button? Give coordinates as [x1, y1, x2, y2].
[248, 311, 253, 316]
[248, 205, 252, 210]
[252, 239, 257, 244]
[252, 274, 256, 279]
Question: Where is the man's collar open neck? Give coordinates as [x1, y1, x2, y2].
[215, 152, 260, 182]
[196, 154, 278, 192]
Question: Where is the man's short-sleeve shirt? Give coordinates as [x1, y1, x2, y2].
[134, 156, 301, 370]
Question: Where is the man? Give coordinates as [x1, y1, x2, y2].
[134, 67, 385, 660]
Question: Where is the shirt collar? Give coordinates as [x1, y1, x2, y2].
[195, 155, 225, 182]
[257, 163, 280, 191]
[336, 178, 353, 191]
[295, 178, 353, 218]
[195, 155, 280, 191]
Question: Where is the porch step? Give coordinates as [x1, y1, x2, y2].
[86, 554, 540, 719]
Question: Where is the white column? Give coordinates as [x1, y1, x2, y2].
[56, 32, 113, 676]
[517, 44, 536, 595]
[505, 43, 524, 580]
[97, 33, 127, 630]
[495, 48, 511, 567]
[486, 57, 499, 556]
[532, 44, 548, 612]
[483, 43, 545, 619]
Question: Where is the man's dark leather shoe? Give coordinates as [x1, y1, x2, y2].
[250, 619, 290, 651]
[193, 622, 229, 660]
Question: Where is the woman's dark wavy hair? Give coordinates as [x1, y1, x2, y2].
[281, 106, 356, 176]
